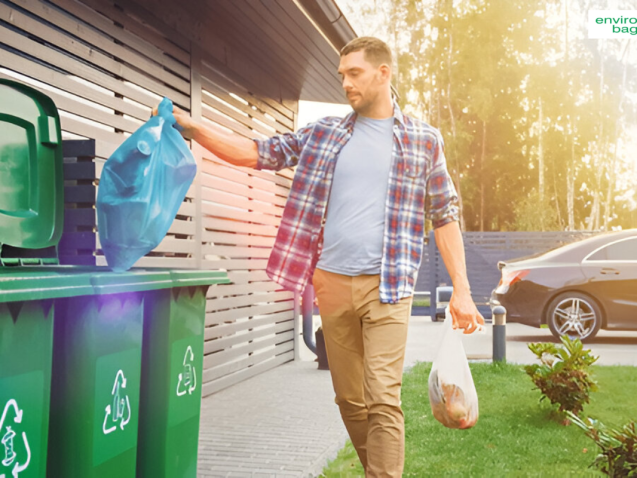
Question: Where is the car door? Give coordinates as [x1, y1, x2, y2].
[580, 237, 637, 329]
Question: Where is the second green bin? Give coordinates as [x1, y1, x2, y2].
[137, 270, 229, 478]
[47, 269, 174, 477]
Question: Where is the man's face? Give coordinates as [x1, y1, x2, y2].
[337, 50, 390, 114]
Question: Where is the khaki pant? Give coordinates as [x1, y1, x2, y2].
[312, 268, 413, 477]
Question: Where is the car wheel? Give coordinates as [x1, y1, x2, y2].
[546, 292, 603, 342]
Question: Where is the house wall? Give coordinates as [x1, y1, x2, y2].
[0, 0, 301, 395]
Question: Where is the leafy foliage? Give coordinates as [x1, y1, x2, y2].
[524, 335, 598, 417]
[568, 412, 637, 477]
[337, 0, 637, 232]
[512, 187, 561, 232]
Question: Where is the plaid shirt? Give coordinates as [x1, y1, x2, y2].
[254, 100, 459, 303]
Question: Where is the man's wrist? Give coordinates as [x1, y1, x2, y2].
[187, 121, 201, 141]
[452, 280, 472, 295]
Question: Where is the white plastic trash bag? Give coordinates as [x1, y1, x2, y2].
[428, 306, 479, 429]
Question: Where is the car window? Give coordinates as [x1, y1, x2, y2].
[587, 238, 637, 261]
[539, 232, 612, 260]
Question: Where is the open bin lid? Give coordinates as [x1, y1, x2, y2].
[0, 79, 64, 251]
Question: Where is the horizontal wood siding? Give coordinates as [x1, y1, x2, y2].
[195, 48, 298, 394]
[4, 0, 304, 396]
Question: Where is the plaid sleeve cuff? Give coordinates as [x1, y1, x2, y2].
[431, 198, 460, 229]
[254, 138, 281, 171]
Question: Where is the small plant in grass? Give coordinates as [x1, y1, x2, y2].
[524, 335, 598, 421]
[567, 412, 637, 477]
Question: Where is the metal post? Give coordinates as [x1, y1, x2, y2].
[492, 305, 507, 362]
[428, 230, 437, 320]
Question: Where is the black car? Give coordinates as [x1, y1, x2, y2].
[490, 229, 637, 342]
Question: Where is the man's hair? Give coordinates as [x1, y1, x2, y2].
[340, 37, 393, 70]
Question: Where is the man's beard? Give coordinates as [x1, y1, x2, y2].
[350, 95, 371, 114]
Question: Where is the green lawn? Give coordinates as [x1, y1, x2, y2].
[412, 298, 430, 307]
[320, 362, 637, 477]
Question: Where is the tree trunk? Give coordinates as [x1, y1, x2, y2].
[480, 120, 486, 232]
[590, 39, 605, 231]
[444, 15, 465, 232]
[552, 161, 563, 230]
[538, 98, 544, 203]
[589, 192, 600, 231]
[391, 1, 399, 90]
[538, 97, 544, 230]
[603, 40, 629, 230]
[567, 140, 575, 231]
[564, 0, 575, 231]
[603, 146, 617, 230]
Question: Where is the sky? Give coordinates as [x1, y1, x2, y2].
[297, 100, 352, 128]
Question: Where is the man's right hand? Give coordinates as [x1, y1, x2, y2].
[151, 103, 198, 140]
[151, 101, 259, 169]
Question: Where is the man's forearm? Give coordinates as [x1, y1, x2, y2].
[433, 220, 471, 294]
[192, 121, 259, 169]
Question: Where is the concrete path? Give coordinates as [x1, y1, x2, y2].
[197, 316, 637, 477]
[406, 316, 637, 367]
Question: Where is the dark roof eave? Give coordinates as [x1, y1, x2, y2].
[297, 0, 400, 102]
[297, 0, 357, 52]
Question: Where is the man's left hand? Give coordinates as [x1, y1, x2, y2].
[449, 290, 485, 334]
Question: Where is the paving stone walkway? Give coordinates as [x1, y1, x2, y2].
[197, 360, 348, 477]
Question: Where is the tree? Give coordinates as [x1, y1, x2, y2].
[336, 0, 637, 231]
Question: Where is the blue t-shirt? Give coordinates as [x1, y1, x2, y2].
[316, 114, 394, 276]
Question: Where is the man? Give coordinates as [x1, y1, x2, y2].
[154, 36, 484, 477]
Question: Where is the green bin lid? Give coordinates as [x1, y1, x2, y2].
[0, 267, 180, 303]
[0, 267, 95, 303]
[0, 266, 231, 303]
[169, 270, 231, 288]
[0, 79, 64, 251]
[89, 268, 173, 295]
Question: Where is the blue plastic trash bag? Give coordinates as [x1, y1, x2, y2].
[96, 97, 196, 272]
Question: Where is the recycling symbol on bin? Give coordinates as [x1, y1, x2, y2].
[176, 346, 197, 397]
[102, 370, 131, 435]
[0, 399, 30, 478]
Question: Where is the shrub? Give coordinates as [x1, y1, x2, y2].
[568, 412, 637, 477]
[524, 335, 598, 418]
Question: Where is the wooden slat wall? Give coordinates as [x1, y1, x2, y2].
[195, 56, 297, 394]
[2, 0, 301, 396]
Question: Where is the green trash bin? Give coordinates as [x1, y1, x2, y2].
[137, 270, 229, 478]
[47, 269, 174, 477]
[1, 78, 230, 478]
[0, 269, 94, 478]
[0, 267, 229, 478]
[0, 77, 72, 478]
